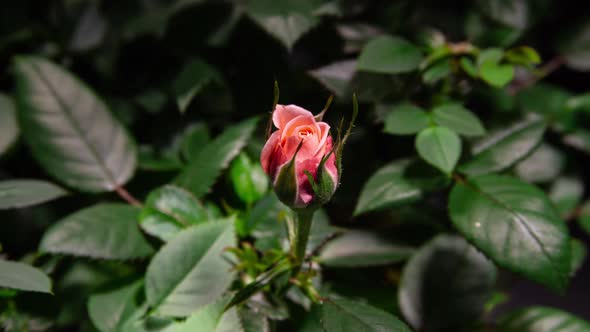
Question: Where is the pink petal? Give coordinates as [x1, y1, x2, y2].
[272, 104, 314, 130]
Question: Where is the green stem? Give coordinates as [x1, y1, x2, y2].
[291, 210, 314, 273]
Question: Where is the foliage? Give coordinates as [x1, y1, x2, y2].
[1, 1, 590, 331]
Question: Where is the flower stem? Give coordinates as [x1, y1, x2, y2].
[291, 210, 314, 274]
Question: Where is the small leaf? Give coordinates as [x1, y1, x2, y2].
[354, 159, 448, 215]
[313, 298, 412, 332]
[173, 58, 222, 113]
[246, 0, 323, 50]
[139, 185, 209, 242]
[175, 117, 258, 198]
[570, 239, 586, 277]
[432, 103, 486, 137]
[0, 179, 67, 210]
[422, 59, 451, 83]
[14, 56, 137, 192]
[399, 235, 496, 332]
[460, 57, 479, 77]
[0, 259, 52, 293]
[460, 118, 545, 176]
[480, 61, 515, 87]
[358, 35, 423, 74]
[0, 93, 19, 157]
[449, 175, 570, 291]
[504, 46, 541, 67]
[40, 203, 154, 259]
[500, 306, 590, 331]
[230, 152, 268, 205]
[383, 104, 429, 135]
[319, 230, 415, 267]
[416, 126, 462, 174]
[88, 279, 146, 332]
[145, 220, 236, 317]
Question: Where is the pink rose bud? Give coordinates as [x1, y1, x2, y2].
[261, 104, 339, 210]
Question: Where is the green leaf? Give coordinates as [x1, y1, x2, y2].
[422, 59, 451, 84]
[319, 230, 415, 267]
[0, 259, 52, 293]
[505, 46, 541, 67]
[308, 60, 357, 98]
[399, 235, 496, 332]
[432, 103, 486, 137]
[39, 203, 154, 259]
[460, 57, 479, 77]
[88, 279, 146, 332]
[480, 61, 514, 87]
[172, 298, 240, 332]
[500, 306, 590, 331]
[559, 20, 590, 71]
[358, 35, 423, 74]
[383, 104, 429, 135]
[460, 118, 545, 176]
[175, 117, 258, 198]
[139, 185, 209, 242]
[0, 93, 19, 156]
[449, 175, 570, 291]
[173, 59, 222, 113]
[569, 239, 586, 277]
[549, 177, 584, 219]
[181, 123, 210, 162]
[145, 220, 236, 317]
[579, 201, 590, 235]
[515, 143, 565, 183]
[138, 145, 183, 172]
[312, 298, 412, 332]
[13, 56, 137, 193]
[0, 179, 67, 210]
[416, 126, 462, 174]
[246, 0, 323, 50]
[230, 152, 268, 205]
[517, 84, 570, 119]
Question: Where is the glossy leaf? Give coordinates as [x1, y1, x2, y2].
[40, 203, 154, 259]
[0, 179, 67, 210]
[173, 298, 240, 332]
[399, 235, 496, 332]
[246, 0, 323, 50]
[88, 280, 146, 332]
[13, 56, 137, 192]
[432, 103, 486, 137]
[175, 117, 258, 198]
[549, 177, 583, 219]
[173, 59, 222, 113]
[383, 104, 429, 135]
[500, 306, 590, 331]
[319, 230, 415, 267]
[0, 93, 19, 156]
[358, 36, 423, 74]
[308, 60, 357, 97]
[516, 143, 565, 183]
[460, 118, 545, 176]
[416, 126, 462, 174]
[145, 220, 235, 317]
[229, 152, 268, 205]
[0, 259, 52, 293]
[449, 175, 570, 291]
[311, 298, 412, 332]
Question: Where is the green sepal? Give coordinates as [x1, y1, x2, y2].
[273, 141, 303, 208]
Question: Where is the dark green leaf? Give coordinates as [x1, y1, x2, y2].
[460, 118, 545, 176]
[308, 60, 357, 98]
[139, 185, 209, 242]
[416, 126, 462, 174]
[432, 103, 486, 137]
[449, 175, 570, 291]
[313, 298, 412, 332]
[399, 235, 496, 332]
[13, 56, 137, 192]
[0, 179, 67, 210]
[145, 220, 235, 317]
[39, 203, 154, 259]
[383, 104, 429, 135]
[181, 123, 210, 162]
[88, 280, 146, 332]
[319, 230, 415, 267]
[246, 0, 323, 50]
[579, 201, 590, 235]
[0, 259, 52, 293]
[570, 239, 586, 277]
[517, 84, 570, 119]
[175, 117, 258, 198]
[515, 143, 565, 183]
[172, 298, 240, 332]
[422, 59, 451, 83]
[549, 177, 583, 218]
[500, 306, 590, 331]
[0, 93, 19, 156]
[239, 307, 270, 332]
[358, 36, 423, 74]
[559, 20, 590, 71]
[173, 59, 222, 113]
[230, 152, 268, 205]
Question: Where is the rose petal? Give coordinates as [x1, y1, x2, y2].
[273, 104, 314, 130]
[315, 122, 331, 156]
[261, 131, 282, 176]
[281, 115, 318, 141]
